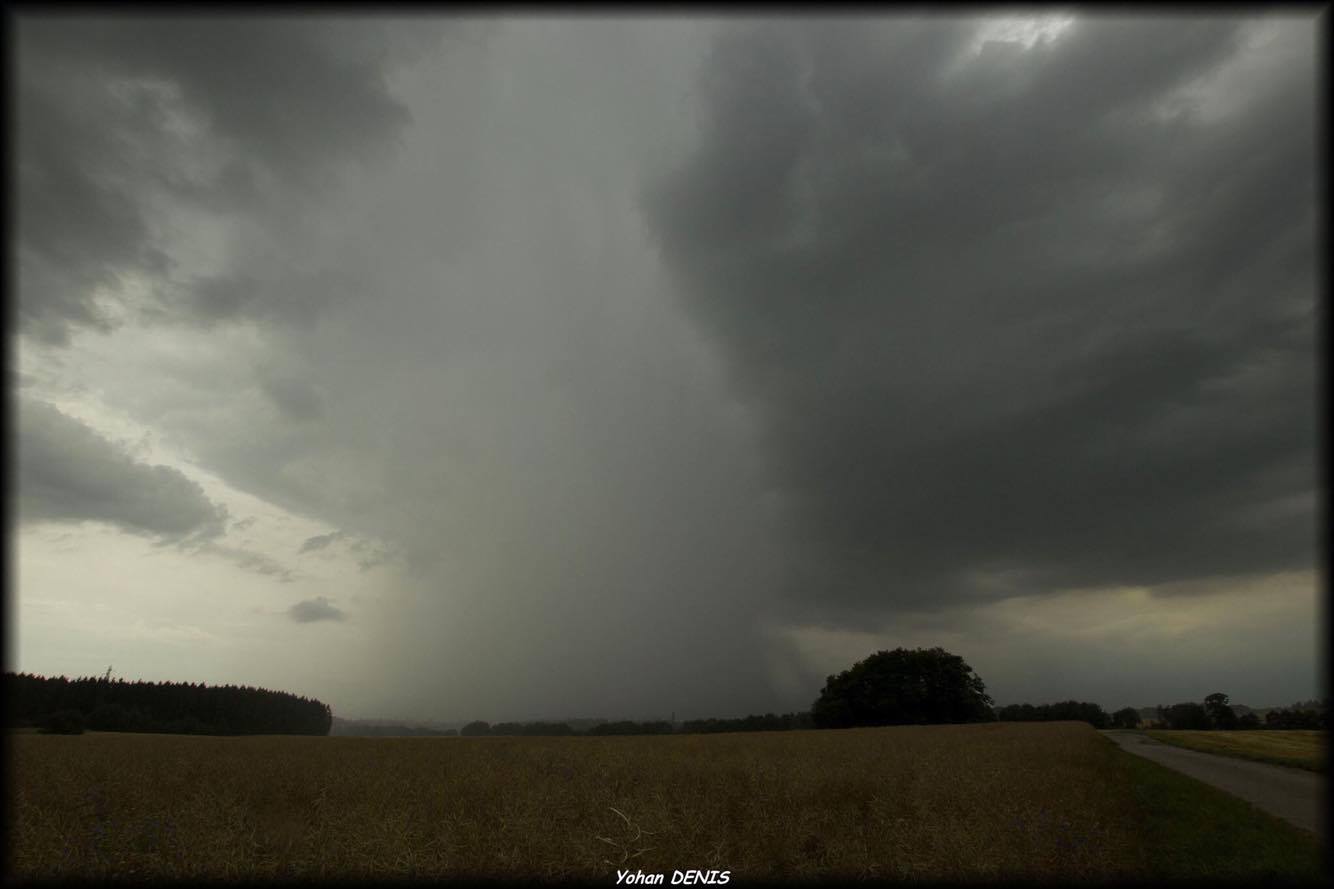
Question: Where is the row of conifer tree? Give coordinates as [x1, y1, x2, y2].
[4, 672, 332, 735]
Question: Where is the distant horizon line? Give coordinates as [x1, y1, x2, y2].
[334, 699, 1320, 728]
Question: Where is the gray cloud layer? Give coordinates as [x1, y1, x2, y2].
[15, 15, 444, 344]
[15, 396, 228, 541]
[642, 17, 1317, 622]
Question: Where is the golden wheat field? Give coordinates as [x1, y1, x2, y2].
[4, 722, 1314, 881]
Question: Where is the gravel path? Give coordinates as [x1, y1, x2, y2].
[1102, 729, 1324, 839]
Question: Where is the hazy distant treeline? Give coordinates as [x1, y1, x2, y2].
[682, 712, 815, 733]
[333, 722, 458, 737]
[1152, 695, 1328, 731]
[4, 672, 332, 736]
[996, 696, 1330, 731]
[417, 699, 1328, 739]
[456, 712, 816, 737]
[1263, 703, 1327, 730]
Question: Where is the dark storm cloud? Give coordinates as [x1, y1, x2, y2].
[14, 15, 440, 344]
[643, 17, 1317, 621]
[298, 530, 346, 554]
[288, 596, 346, 624]
[15, 396, 228, 541]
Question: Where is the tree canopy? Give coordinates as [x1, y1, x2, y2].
[1204, 692, 1239, 730]
[1111, 707, 1140, 729]
[811, 647, 994, 728]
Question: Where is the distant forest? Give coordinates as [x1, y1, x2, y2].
[5, 672, 331, 736]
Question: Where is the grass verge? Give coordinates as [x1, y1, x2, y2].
[1104, 734, 1324, 882]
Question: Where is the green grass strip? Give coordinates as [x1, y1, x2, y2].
[1110, 739, 1325, 882]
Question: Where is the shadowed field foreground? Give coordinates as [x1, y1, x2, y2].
[1145, 730, 1326, 773]
[10, 723, 1322, 880]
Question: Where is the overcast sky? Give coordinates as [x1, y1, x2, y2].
[11, 13, 1322, 722]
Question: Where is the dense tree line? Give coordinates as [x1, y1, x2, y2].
[1261, 706, 1325, 730]
[994, 701, 1110, 729]
[5, 672, 331, 736]
[1153, 693, 1328, 730]
[1153, 701, 1211, 730]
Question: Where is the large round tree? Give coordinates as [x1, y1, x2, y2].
[811, 647, 994, 728]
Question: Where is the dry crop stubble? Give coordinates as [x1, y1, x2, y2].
[5, 722, 1195, 879]
[1143, 730, 1326, 772]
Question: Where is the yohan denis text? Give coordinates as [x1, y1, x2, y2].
[617, 870, 731, 885]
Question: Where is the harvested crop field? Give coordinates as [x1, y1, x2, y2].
[1144, 730, 1326, 772]
[8, 722, 1322, 881]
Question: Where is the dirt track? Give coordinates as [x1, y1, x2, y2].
[1102, 730, 1323, 839]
